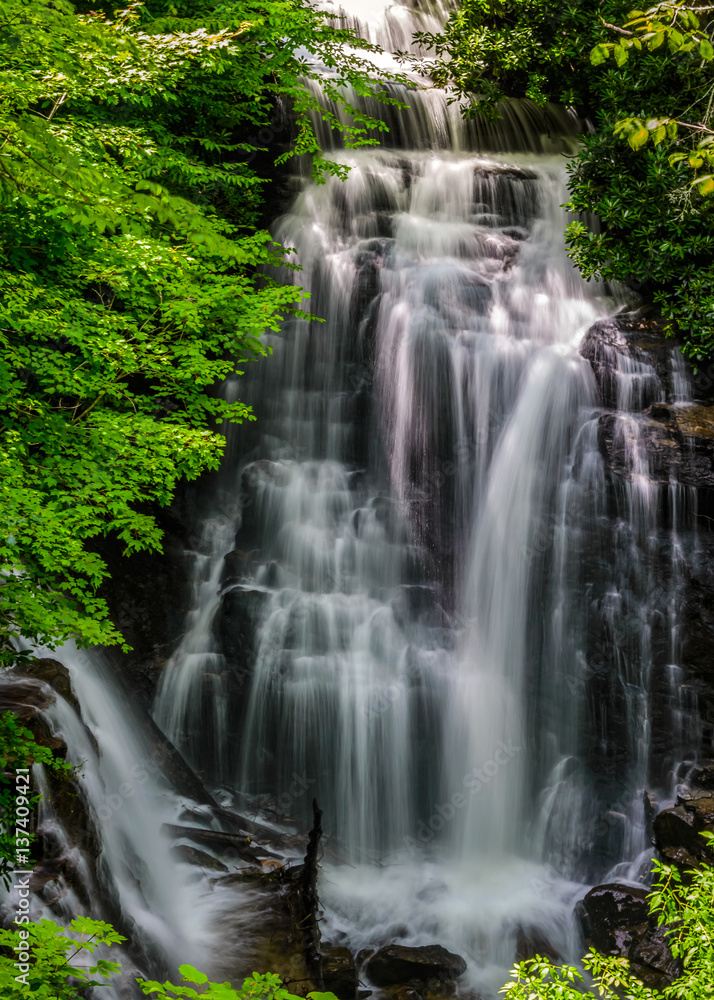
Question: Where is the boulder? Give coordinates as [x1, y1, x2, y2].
[578, 883, 680, 988]
[322, 944, 358, 1000]
[16, 658, 78, 712]
[580, 313, 683, 411]
[365, 944, 466, 987]
[653, 801, 714, 868]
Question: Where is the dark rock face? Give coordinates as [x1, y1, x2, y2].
[580, 312, 686, 411]
[576, 311, 714, 841]
[578, 883, 680, 989]
[16, 658, 79, 712]
[0, 676, 67, 755]
[215, 586, 269, 679]
[365, 944, 467, 987]
[653, 795, 714, 869]
[580, 312, 714, 491]
[683, 761, 714, 790]
[322, 944, 358, 1000]
[597, 404, 714, 490]
[93, 495, 195, 705]
[681, 530, 714, 691]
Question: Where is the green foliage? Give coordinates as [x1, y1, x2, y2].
[501, 842, 714, 998]
[139, 966, 339, 1000]
[419, 0, 714, 360]
[4, 857, 714, 1000]
[0, 917, 340, 1000]
[0, 710, 73, 887]
[589, 4, 714, 196]
[0, 916, 124, 998]
[413, 0, 634, 119]
[0, 0, 399, 660]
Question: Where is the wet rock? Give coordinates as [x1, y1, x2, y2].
[683, 761, 714, 790]
[352, 242, 388, 361]
[597, 403, 714, 491]
[0, 678, 68, 755]
[679, 792, 714, 825]
[29, 857, 70, 891]
[16, 658, 78, 712]
[170, 844, 229, 872]
[387, 988, 425, 1000]
[231, 460, 292, 552]
[578, 883, 680, 988]
[515, 926, 560, 963]
[93, 503, 192, 705]
[653, 802, 714, 868]
[0, 677, 54, 713]
[322, 944, 358, 1000]
[220, 548, 259, 589]
[370, 496, 408, 546]
[365, 944, 467, 987]
[134, 712, 218, 808]
[391, 586, 445, 630]
[580, 313, 682, 410]
[162, 823, 278, 866]
[356, 948, 376, 969]
[215, 586, 269, 676]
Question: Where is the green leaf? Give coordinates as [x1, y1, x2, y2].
[614, 43, 629, 67]
[590, 44, 611, 66]
[629, 127, 650, 149]
[179, 965, 209, 985]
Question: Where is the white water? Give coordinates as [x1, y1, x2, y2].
[149, 0, 702, 991]
[7, 1, 704, 996]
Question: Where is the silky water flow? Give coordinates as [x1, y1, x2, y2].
[3, 1, 704, 996]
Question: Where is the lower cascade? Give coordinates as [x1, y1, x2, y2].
[4, 1, 714, 997]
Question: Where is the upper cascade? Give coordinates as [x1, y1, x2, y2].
[311, 0, 581, 155]
[322, 0, 455, 53]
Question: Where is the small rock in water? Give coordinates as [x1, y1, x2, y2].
[365, 944, 467, 987]
[683, 760, 714, 790]
[322, 944, 358, 1000]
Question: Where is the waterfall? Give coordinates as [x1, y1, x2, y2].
[7, 1, 704, 997]
[149, 2, 701, 993]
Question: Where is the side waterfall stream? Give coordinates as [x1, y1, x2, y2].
[2, 1, 705, 997]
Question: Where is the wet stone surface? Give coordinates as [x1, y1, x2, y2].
[578, 883, 680, 989]
[365, 944, 467, 988]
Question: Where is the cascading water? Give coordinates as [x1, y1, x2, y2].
[8, 1, 707, 996]
[152, 2, 701, 992]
